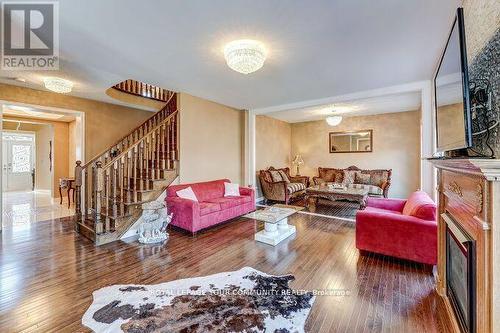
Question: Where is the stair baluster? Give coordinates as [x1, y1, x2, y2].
[75, 161, 82, 226]
[94, 161, 104, 234]
[74, 95, 178, 244]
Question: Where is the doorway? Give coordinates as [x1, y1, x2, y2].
[2, 131, 35, 192]
[0, 102, 85, 230]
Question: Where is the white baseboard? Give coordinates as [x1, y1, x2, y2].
[255, 196, 264, 203]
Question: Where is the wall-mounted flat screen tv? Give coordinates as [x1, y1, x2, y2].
[434, 8, 472, 153]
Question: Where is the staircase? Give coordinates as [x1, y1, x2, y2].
[74, 93, 179, 245]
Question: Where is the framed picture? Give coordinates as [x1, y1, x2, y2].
[329, 129, 373, 153]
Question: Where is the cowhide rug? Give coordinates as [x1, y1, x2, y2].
[82, 267, 315, 333]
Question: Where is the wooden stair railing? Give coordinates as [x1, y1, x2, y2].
[74, 95, 179, 245]
[113, 79, 176, 103]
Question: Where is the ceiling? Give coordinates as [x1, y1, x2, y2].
[2, 105, 76, 122]
[265, 91, 422, 123]
[0, 0, 460, 111]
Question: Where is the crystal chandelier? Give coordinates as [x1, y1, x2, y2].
[224, 39, 267, 74]
[43, 77, 73, 93]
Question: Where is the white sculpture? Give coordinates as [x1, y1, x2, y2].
[138, 201, 173, 244]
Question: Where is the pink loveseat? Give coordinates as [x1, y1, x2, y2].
[166, 179, 255, 234]
[355, 191, 437, 265]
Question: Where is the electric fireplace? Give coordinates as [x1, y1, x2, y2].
[431, 159, 500, 333]
[445, 215, 476, 333]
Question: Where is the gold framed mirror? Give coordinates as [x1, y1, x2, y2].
[329, 129, 373, 153]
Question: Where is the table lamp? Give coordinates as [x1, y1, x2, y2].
[292, 154, 304, 176]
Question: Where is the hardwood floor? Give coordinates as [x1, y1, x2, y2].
[0, 212, 451, 332]
[259, 198, 359, 220]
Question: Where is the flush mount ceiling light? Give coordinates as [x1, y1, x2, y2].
[326, 116, 342, 126]
[43, 77, 73, 93]
[223, 39, 267, 74]
[326, 107, 343, 126]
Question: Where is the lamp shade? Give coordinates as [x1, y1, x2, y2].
[292, 154, 304, 165]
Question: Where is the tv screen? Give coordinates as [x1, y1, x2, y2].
[434, 8, 472, 153]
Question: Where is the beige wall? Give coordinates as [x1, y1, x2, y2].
[0, 83, 153, 161]
[68, 120, 77, 177]
[256, 115, 292, 170]
[35, 124, 53, 191]
[255, 115, 292, 197]
[291, 111, 421, 198]
[52, 121, 69, 198]
[178, 93, 244, 185]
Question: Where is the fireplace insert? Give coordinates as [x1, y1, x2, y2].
[445, 217, 476, 333]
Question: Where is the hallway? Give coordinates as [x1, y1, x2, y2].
[2, 191, 74, 230]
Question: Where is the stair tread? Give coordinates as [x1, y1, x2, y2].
[77, 219, 95, 230]
[124, 188, 156, 193]
[100, 211, 132, 219]
[136, 167, 175, 170]
[129, 177, 173, 182]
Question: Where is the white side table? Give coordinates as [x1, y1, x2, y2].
[244, 207, 297, 246]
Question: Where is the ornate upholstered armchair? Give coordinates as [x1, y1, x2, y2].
[258, 167, 309, 204]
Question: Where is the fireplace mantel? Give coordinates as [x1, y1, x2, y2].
[430, 158, 500, 179]
[430, 158, 500, 333]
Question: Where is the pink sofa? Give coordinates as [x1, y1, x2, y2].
[166, 179, 255, 234]
[355, 191, 437, 265]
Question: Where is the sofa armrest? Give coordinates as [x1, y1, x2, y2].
[239, 186, 253, 196]
[165, 197, 200, 232]
[259, 178, 287, 202]
[356, 210, 437, 264]
[312, 177, 325, 185]
[290, 176, 309, 187]
[266, 179, 288, 186]
[367, 197, 407, 212]
[381, 180, 391, 198]
[356, 210, 437, 244]
[239, 186, 255, 201]
[357, 209, 436, 228]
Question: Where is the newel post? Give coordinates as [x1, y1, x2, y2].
[94, 161, 104, 234]
[74, 160, 82, 224]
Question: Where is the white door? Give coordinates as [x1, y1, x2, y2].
[1, 141, 7, 192]
[2, 132, 34, 192]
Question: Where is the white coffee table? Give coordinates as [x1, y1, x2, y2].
[244, 207, 297, 246]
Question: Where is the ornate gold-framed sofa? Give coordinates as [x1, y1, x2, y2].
[312, 166, 392, 198]
[258, 167, 309, 204]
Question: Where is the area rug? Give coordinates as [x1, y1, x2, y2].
[259, 198, 358, 219]
[272, 203, 305, 211]
[82, 267, 315, 333]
